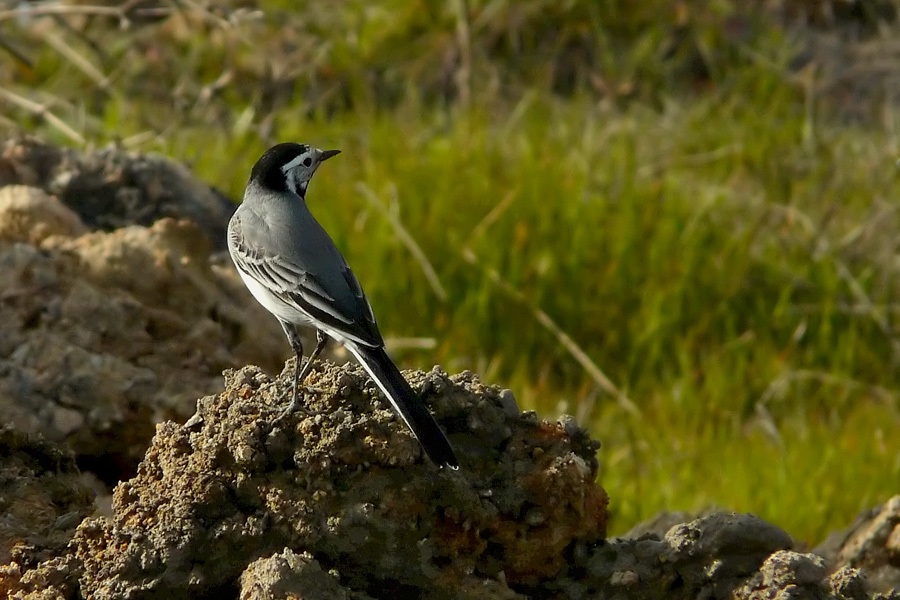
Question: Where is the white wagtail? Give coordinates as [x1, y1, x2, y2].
[227, 143, 458, 468]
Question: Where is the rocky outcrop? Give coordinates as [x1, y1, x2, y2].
[0, 361, 897, 598]
[0, 364, 608, 599]
[0, 181, 286, 483]
[0, 138, 235, 249]
[816, 497, 900, 594]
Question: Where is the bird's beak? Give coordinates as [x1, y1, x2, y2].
[318, 149, 341, 162]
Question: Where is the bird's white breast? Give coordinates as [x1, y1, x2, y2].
[236, 268, 313, 326]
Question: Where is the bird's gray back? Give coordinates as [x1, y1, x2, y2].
[232, 183, 382, 347]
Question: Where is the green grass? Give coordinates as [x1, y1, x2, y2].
[2, 1, 898, 544]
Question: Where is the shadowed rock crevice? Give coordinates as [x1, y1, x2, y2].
[0, 427, 94, 569]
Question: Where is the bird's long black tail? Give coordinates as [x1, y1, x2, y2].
[348, 344, 458, 469]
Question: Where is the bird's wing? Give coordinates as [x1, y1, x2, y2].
[228, 211, 383, 348]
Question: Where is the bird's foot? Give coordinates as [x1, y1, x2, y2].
[271, 397, 301, 425]
[298, 384, 325, 395]
[270, 384, 324, 425]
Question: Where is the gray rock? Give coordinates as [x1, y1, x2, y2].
[815, 496, 900, 595]
[0, 138, 235, 250]
[240, 549, 374, 600]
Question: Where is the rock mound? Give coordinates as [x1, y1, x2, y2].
[815, 497, 900, 594]
[0, 182, 285, 483]
[1, 361, 897, 598]
[2, 363, 608, 599]
[0, 138, 234, 249]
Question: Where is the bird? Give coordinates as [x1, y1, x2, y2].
[227, 143, 458, 469]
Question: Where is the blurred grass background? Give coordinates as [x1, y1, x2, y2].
[1, 0, 898, 542]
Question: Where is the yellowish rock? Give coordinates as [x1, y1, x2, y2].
[0, 185, 87, 245]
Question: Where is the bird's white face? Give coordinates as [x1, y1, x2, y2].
[280, 146, 320, 197]
[279, 146, 341, 197]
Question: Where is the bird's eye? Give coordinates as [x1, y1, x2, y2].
[303, 157, 312, 167]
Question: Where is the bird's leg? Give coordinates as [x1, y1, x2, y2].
[294, 329, 329, 385]
[277, 321, 305, 419]
[274, 326, 330, 423]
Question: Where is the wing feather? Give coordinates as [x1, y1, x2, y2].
[228, 213, 382, 347]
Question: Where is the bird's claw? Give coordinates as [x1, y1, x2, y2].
[270, 384, 324, 425]
[271, 398, 300, 424]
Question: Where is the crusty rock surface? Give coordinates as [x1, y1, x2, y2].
[0, 185, 87, 244]
[239, 549, 376, 600]
[816, 496, 900, 594]
[2, 363, 608, 599]
[0, 183, 286, 482]
[0, 428, 93, 568]
[2, 360, 898, 599]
